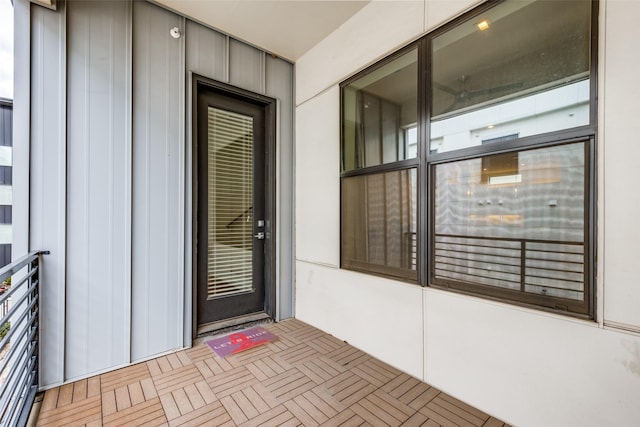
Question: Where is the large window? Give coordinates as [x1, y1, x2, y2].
[342, 48, 418, 171]
[430, 0, 592, 153]
[341, 47, 419, 281]
[433, 142, 589, 313]
[340, 0, 596, 317]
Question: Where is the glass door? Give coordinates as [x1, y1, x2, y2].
[197, 88, 266, 326]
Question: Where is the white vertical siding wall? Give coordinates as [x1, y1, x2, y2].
[183, 20, 228, 345]
[25, 0, 294, 387]
[294, 0, 640, 426]
[30, 2, 66, 387]
[185, 20, 227, 82]
[13, 1, 29, 266]
[65, 0, 132, 380]
[265, 56, 295, 320]
[229, 39, 265, 94]
[131, 0, 184, 363]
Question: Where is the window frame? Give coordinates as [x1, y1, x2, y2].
[340, 41, 422, 174]
[340, 41, 422, 284]
[341, 168, 419, 281]
[428, 138, 594, 317]
[339, 0, 598, 319]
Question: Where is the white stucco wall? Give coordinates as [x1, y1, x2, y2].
[296, 261, 424, 380]
[294, 1, 640, 426]
[295, 0, 424, 106]
[601, 0, 640, 332]
[295, 87, 340, 267]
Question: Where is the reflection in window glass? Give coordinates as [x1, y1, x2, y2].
[433, 142, 585, 302]
[430, 0, 591, 154]
[405, 126, 418, 158]
[343, 49, 418, 170]
[342, 168, 417, 280]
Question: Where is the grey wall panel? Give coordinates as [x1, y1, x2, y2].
[13, 0, 29, 262]
[30, 2, 67, 387]
[132, 1, 184, 361]
[183, 18, 231, 346]
[229, 39, 265, 94]
[265, 56, 295, 320]
[27, 0, 294, 385]
[65, 0, 132, 380]
[186, 20, 228, 82]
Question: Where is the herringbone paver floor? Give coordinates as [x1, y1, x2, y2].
[36, 319, 510, 426]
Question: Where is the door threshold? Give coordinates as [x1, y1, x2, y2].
[196, 312, 272, 338]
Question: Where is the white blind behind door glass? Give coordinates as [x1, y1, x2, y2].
[207, 107, 254, 298]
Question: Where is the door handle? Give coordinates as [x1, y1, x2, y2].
[254, 232, 265, 240]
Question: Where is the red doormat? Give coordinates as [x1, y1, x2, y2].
[206, 326, 278, 358]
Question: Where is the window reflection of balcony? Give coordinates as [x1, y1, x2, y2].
[433, 234, 586, 303]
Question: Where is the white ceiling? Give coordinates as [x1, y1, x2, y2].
[155, 0, 369, 61]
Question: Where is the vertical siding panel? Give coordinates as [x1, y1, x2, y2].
[185, 20, 227, 81]
[13, 0, 30, 267]
[30, 2, 67, 387]
[183, 20, 228, 344]
[265, 56, 295, 320]
[132, 1, 184, 361]
[229, 39, 265, 94]
[66, 0, 131, 380]
[29, 1, 295, 381]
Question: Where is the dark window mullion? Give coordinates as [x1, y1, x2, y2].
[340, 157, 419, 179]
[586, 136, 597, 318]
[420, 36, 430, 287]
[427, 126, 595, 165]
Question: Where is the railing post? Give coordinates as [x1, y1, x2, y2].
[520, 240, 526, 292]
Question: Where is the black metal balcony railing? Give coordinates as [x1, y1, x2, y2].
[0, 251, 48, 427]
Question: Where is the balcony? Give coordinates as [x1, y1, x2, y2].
[34, 319, 509, 427]
[0, 251, 46, 426]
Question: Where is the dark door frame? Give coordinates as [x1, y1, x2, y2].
[192, 75, 277, 335]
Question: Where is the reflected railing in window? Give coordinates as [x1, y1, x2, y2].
[434, 234, 585, 301]
[432, 142, 588, 313]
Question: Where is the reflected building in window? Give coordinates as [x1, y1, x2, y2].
[0, 99, 12, 269]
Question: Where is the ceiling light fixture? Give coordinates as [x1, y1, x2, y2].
[476, 19, 490, 31]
